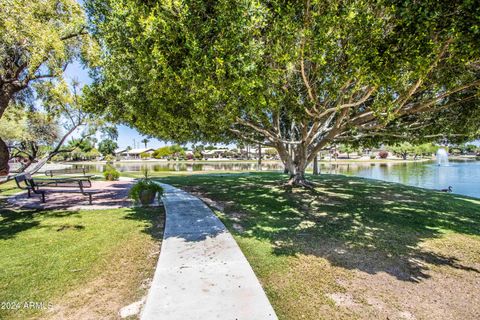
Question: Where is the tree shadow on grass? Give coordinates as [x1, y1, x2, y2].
[0, 184, 19, 197]
[158, 172, 480, 282]
[0, 200, 83, 240]
[123, 206, 165, 241]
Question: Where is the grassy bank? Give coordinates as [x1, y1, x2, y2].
[157, 172, 480, 320]
[0, 180, 21, 197]
[0, 201, 164, 319]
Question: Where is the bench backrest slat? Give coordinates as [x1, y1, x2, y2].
[45, 168, 87, 177]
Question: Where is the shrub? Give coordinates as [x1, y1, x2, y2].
[378, 150, 389, 159]
[104, 154, 115, 163]
[140, 152, 150, 159]
[153, 146, 174, 159]
[370, 154, 376, 159]
[129, 179, 164, 203]
[103, 164, 120, 181]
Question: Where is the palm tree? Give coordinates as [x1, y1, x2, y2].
[141, 138, 150, 148]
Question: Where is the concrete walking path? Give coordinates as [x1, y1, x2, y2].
[141, 183, 277, 320]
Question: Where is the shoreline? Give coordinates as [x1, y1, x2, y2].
[65, 158, 441, 166]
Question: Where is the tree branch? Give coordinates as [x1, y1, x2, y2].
[60, 26, 87, 41]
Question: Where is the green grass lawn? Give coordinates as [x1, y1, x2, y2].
[156, 172, 480, 320]
[0, 180, 21, 197]
[0, 199, 164, 319]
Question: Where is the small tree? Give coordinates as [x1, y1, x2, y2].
[178, 149, 187, 160]
[0, 0, 98, 175]
[141, 138, 150, 148]
[153, 146, 174, 159]
[86, 148, 101, 160]
[338, 144, 356, 159]
[0, 80, 106, 177]
[98, 139, 118, 156]
[3, 110, 60, 165]
[388, 142, 415, 160]
[412, 143, 437, 158]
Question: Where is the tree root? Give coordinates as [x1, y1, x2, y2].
[283, 177, 317, 189]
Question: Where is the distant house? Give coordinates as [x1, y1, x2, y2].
[114, 148, 127, 156]
[201, 149, 229, 159]
[249, 147, 278, 159]
[115, 148, 155, 160]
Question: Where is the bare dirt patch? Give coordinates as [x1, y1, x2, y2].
[182, 186, 248, 223]
[45, 215, 164, 320]
[306, 236, 480, 320]
[343, 261, 480, 320]
[262, 241, 480, 320]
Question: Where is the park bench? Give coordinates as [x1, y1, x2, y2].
[44, 167, 91, 177]
[14, 173, 97, 204]
[44, 167, 96, 187]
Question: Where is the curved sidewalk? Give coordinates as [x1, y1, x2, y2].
[141, 183, 277, 320]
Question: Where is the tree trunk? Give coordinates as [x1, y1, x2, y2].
[313, 153, 320, 175]
[286, 166, 315, 187]
[257, 143, 262, 170]
[0, 87, 14, 175]
[0, 87, 13, 119]
[0, 137, 9, 176]
[276, 143, 313, 187]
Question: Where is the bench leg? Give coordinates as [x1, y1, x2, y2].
[41, 193, 46, 203]
[88, 194, 92, 205]
[27, 189, 31, 198]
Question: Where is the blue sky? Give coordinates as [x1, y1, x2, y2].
[70, 0, 168, 150]
[64, 60, 168, 149]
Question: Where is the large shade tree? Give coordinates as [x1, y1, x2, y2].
[86, 0, 480, 186]
[0, 80, 109, 179]
[0, 0, 98, 175]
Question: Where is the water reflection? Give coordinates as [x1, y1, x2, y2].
[72, 160, 480, 198]
[72, 161, 284, 173]
[338, 160, 480, 199]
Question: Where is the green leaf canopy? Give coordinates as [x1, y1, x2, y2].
[85, 0, 480, 182]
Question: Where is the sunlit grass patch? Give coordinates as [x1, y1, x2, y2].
[158, 172, 480, 320]
[0, 206, 164, 319]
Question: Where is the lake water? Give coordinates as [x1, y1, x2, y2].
[327, 160, 480, 199]
[72, 159, 480, 198]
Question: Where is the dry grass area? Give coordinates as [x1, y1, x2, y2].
[0, 204, 164, 320]
[47, 211, 163, 320]
[260, 236, 480, 320]
[160, 172, 480, 320]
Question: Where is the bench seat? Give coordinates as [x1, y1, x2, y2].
[41, 188, 97, 204]
[14, 173, 98, 204]
[34, 177, 93, 188]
